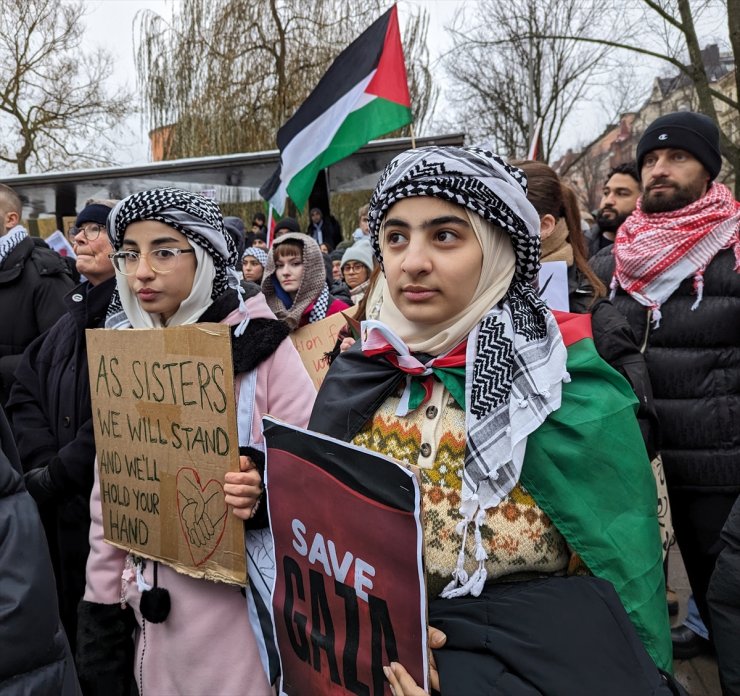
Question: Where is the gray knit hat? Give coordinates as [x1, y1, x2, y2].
[340, 239, 374, 272]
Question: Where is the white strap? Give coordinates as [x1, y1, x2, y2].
[237, 369, 260, 449]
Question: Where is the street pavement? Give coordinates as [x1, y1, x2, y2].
[669, 545, 722, 695]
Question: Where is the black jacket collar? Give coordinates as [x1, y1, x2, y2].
[198, 288, 292, 374]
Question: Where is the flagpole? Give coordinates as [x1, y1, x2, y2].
[266, 204, 274, 248]
[409, 122, 417, 149]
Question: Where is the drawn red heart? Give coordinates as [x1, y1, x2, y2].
[176, 467, 228, 567]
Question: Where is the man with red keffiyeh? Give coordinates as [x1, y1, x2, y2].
[591, 111, 740, 669]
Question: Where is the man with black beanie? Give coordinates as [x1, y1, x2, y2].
[590, 112, 740, 669]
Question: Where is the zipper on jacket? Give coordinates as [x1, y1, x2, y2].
[138, 618, 146, 696]
[639, 309, 652, 354]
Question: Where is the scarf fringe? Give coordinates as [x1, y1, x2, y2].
[690, 271, 705, 312]
[651, 305, 662, 328]
[233, 273, 251, 337]
[440, 509, 489, 599]
[136, 562, 152, 593]
[609, 274, 618, 302]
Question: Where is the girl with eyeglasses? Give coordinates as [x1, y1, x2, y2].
[77, 188, 315, 695]
[339, 238, 375, 305]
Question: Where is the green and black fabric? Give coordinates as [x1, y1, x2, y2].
[312, 310, 671, 671]
[522, 311, 671, 671]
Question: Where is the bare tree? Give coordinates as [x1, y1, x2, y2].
[135, 0, 436, 161]
[0, 0, 131, 174]
[443, 0, 619, 161]
[531, 0, 740, 194]
[565, 147, 613, 212]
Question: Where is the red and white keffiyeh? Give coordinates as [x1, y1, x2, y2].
[610, 183, 740, 326]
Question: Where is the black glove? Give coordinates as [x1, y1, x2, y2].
[24, 466, 57, 505]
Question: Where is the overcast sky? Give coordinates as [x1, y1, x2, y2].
[81, 0, 728, 166]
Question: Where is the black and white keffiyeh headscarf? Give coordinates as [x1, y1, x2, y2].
[368, 146, 568, 597]
[105, 188, 240, 328]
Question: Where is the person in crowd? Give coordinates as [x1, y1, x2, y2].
[242, 246, 267, 285]
[6, 200, 118, 658]
[224, 215, 247, 258]
[273, 216, 301, 240]
[0, 406, 81, 695]
[306, 206, 341, 248]
[262, 232, 349, 330]
[251, 230, 268, 250]
[585, 163, 641, 257]
[76, 188, 315, 695]
[0, 183, 75, 404]
[590, 111, 740, 661]
[339, 238, 375, 305]
[252, 211, 267, 235]
[708, 494, 740, 695]
[513, 160, 608, 310]
[329, 248, 344, 284]
[319, 241, 333, 254]
[320, 249, 352, 305]
[514, 160, 660, 462]
[310, 146, 676, 694]
[352, 203, 371, 241]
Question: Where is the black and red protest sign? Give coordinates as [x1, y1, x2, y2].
[262, 417, 428, 696]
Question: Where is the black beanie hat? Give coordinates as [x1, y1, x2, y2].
[75, 203, 112, 228]
[636, 111, 722, 180]
[274, 217, 301, 234]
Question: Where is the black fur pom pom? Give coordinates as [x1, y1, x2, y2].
[140, 587, 171, 623]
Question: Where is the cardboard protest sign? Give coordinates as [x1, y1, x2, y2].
[62, 216, 77, 237]
[36, 218, 60, 239]
[263, 417, 428, 696]
[86, 324, 245, 585]
[538, 260, 570, 311]
[290, 307, 357, 391]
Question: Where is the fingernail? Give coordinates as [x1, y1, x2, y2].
[383, 666, 391, 680]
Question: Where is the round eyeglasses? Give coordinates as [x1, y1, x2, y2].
[109, 248, 195, 275]
[343, 263, 367, 273]
[68, 223, 105, 241]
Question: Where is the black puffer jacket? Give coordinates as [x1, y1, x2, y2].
[570, 266, 659, 459]
[0, 406, 81, 695]
[591, 247, 740, 490]
[6, 278, 116, 653]
[0, 236, 74, 404]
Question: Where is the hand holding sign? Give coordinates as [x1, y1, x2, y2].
[384, 627, 445, 695]
[224, 455, 263, 520]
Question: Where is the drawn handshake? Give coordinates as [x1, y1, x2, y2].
[178, 470, 226, 548]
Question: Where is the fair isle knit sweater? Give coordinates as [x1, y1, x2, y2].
[352, 378, 570, 598]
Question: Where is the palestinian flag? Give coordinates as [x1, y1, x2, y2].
[523, 311, 672, 672]
[260, 5, 412, 214]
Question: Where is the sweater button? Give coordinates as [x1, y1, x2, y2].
[63, 416, 71, 427]
[425, 405, 438, 419]
[420, 443, 432, 458]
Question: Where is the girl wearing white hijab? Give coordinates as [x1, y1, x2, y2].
[77, 188, 316, 696]
[309, 148, 675, 695]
